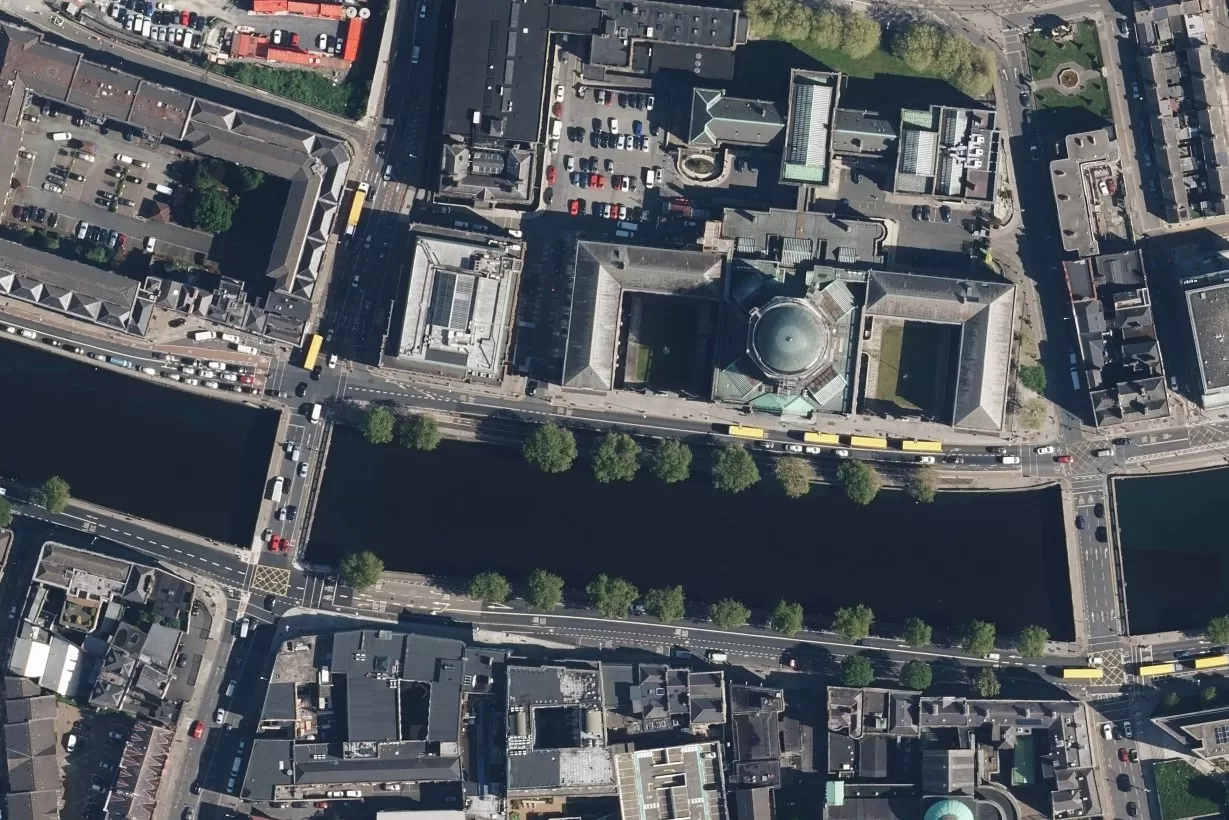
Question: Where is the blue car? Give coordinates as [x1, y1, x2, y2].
[145, 0, 153, 14]
[632, 120, 643, 136]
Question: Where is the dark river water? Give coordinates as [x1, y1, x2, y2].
[310, 428, 1075, 638]
[0, 337, 278, 543]
[1115, 469, 1229, 634]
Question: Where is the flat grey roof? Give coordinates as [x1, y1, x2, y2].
[865, 271, 1015, 431]
[1187, 280, 1229, 390]
[1049, 129, 1118, 257]
[242, 738, 296, 799]
[689, 89, 783, 147]
[614, 742, 726, 820]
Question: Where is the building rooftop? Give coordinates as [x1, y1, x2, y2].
[781, 70, 840, 185]
[614, 742, 727, 820]
[689, 89, 783, 148]
[442, 0, 551, 144]
[1049, 130, 1119, 257]
[895, 106, 999, 201]
[1187, 279, 1229, 392]
[865, 271, 1015, 431]
[392, 230, 520, 379]
[562, 241, 724, 392]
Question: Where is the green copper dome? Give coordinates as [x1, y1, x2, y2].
[751, 298, 828, 378]
[926, 799, 975, 820]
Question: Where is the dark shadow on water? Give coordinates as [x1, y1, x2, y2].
[311, 429, 1075, 638]
[0, 337, 277, 543]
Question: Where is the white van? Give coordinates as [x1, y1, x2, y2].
[144, 236, 156, 253]
[310, 403, 322, 424]
[550, 119, 562, 139]
[115, 153, 135, 164]
[643, 167, 656, 188]
[1000, 456, 1021, 465]
[231, 756, 242, 774]
[706, 650, 728, 663]
[49, 131, 72, 141]
[154, 184, 174, 195]
[238, 617, 250, 638]
[225, 680, 236, 697]
[66, 734, 78, 751]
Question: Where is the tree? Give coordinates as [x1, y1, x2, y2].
[0, 496, 11, 528]
[37, 476, 71, 514]
[837, 460, 882, 505]
[469, 572, 511, 604]
[41, 232, 60, 252]
[711, 443, 760, 493]
[962, 620, 997, 658]
[808, 7, 844, 49]
[587, 574, 639, 619]
[901, 616, 932, 647]
[709, 598, 751, 629]
[905, 468, 938, 503]
[643, 586, 686, 622]
[840, 654, 874, 687]
[892, 23, 942, 71]
[770, 600, 805, 636]
[832, 604, 874, 641]
[901, 660, 933, 691]
[526, 569, 565, 610]
[592, 432, 641, 483]
[338, 550, 383, 591]
[361, 406, 395, 445]
[1204, 686, 1219, 703]
[841, 9, 882, 59]
[973, 666, 1001, 698]
[775, 456, 815, 498]
[1017, 625, 1049, 658]
[1019, 364, 1047, 393]
[191, 187, 237, 233]
[1163, 691, 1181, 709]
[649, 439, 692, 484]
[1208, 614, 1229, 645]
[85, 245, 110, 265]
[237, 166, 265, 192]
[397, 413, 440, 451]
[523, 423, 577, 473]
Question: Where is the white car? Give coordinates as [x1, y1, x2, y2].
[608, 117, 618, 134]
[1034, 445, 1056, 455]
[42, 181, 63, 193]
[564, 155, 575, 171]
[785, 444, 803, 453]
[1101, 722, 1114, 740]
[328, 353, 338, 368]
[317, 33, 329, 50]
[1123, 721, 1133, 739]
[215, 708, 226, 724]
[916, 455, 936, 464]
[804, 446, 821, 455]
[555, 84, 565, 102]
[835, 449, 850, 457]
[272, 29, 282, 44]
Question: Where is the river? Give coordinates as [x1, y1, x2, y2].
[0, 336, 278, 544]
[1115, 468, 1229, 634]
[310, 428, 1075, 638]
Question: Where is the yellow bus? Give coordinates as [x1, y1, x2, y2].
[849, 435, 889, 450]
[1060, 667, 1104, 680]
[803, 432, 841, 445]
[899, 439, 943, 453]
[302, 333, 324, 371]
[1138, 662, 1179, 677]
[1194, 655, 1229, 670]
[725, 425, 766, 440]
[345, 182, 369, 236]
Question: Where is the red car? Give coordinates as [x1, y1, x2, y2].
[545, 166, 556, 185]
[180, 10, 189, 25]
[315, 803, 329, 809]
[290, 32, 300, 47]
[239, 374, 255, 385]
[568, 199, 580, 216]
[116, 234, 126, 250]
[552, 102, 563, 118]
[268, 534, 281, 552]
[610, 204, 622, 220]
[279, 539, 291, 553]
[1118, 747, 1129, 763]
[1057, 455, 1073, 463]
[189, 720, 204, 739]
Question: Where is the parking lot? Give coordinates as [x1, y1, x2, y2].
[546, 55, 663, 223]
[10, 97, 211, 261]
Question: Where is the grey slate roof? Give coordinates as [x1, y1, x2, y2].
[865, 271, 1015, 431]
[689, 88, 783, 147]
[563, 242, 724, 392]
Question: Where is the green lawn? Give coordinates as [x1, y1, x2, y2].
[789, 40, 937, 80]
[1154, 760, 1224, 820]
[1035, 78, 1110, 122]
[1026, 21, 1103, 80]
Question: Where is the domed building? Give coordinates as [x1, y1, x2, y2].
[748, 297, 832, 382]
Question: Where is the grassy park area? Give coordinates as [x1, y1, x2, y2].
[1035, 78, 1111, 121]
[1154, 760, 1224, 820]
